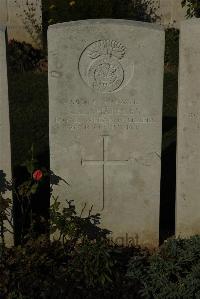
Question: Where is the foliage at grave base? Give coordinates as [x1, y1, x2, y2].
[0, 195, 141, 299]
[181, 0, 200, 18]
[1, 190, 200, 299]
[1, 226, 200, 298]
[1, 159, 200, 298]
[0, 237, 141, 299]
[0, 161, 139, 298]
[127, 235, 200, 298]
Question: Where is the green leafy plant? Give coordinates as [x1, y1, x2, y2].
[0, 189, 117, 298]
[2, 159, 200, 298]
[181, 0, 200, 18]
[50, 195, 114, 288]
[0, 155, 136, 298]
[0, 234, 118, 298]
[68, 238, 114, 287]
[50, 196, 110, 246]
[13, 145, 48, 243]
[127, 235, 200, 298]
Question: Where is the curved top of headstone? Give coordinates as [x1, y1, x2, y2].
[48, 19, 163, 32]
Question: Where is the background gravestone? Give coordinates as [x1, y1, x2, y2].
[48, 19, 164, 248]
[0, 0, 42, 48]
[0, 25, 13, 246]
[176, 19, 200, 238]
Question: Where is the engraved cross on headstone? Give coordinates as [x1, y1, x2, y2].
[81, 135, 129, 210]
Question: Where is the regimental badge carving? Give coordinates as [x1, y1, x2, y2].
[79, 40, 132, 93]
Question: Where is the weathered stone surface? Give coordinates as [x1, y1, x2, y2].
[48, 19, 164, 248]
[176, 19, 200, 238]
[0, 25, 13, 246]
[0, 1, 8, 25]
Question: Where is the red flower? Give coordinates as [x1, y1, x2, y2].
[32, 169, 43, 181]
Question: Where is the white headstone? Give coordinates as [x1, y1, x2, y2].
[176, 19, 200, 238]
[48, 19, 164, 248]
[0, 25, 13, 246]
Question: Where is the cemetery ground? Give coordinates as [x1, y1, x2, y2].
[2, 30, 200, 298]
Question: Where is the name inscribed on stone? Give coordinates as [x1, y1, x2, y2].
[55, 97, 157, 131]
